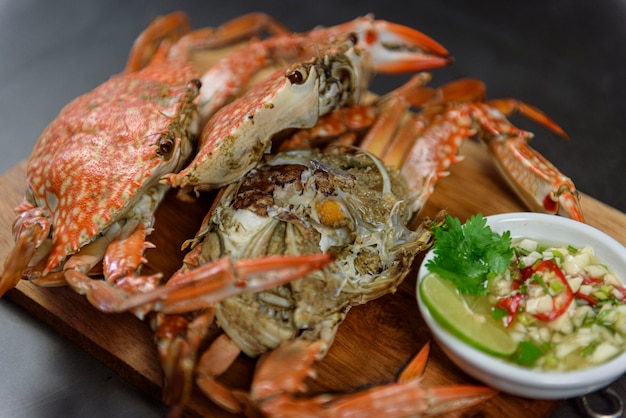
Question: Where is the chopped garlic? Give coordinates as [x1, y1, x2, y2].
[589, 342, 620, 364]
[526, 294, 553, 315]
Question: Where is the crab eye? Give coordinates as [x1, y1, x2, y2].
[157, 137, 175, 157]
[286, 68, 305, 85]
[189, 78, 202, 91]
[348, 32, 358, 45]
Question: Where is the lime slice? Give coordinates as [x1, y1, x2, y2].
[420, 272, 517, 358]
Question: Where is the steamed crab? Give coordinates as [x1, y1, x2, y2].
[145, 73, 583, 416]
[0, 10, 586, 418]
[0, 12, 451, 315]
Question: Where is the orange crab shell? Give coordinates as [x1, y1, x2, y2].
[26, 61, 200, 272]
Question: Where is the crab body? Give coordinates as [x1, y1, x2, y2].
[19, 62, 200, 281]
[156, 148, 463, 416]
[191, 148, 433, 357]
[165, 43, 372, 190]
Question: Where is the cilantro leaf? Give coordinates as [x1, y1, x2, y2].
[426, 214, 513, 295]
[511, 341, 545, 367]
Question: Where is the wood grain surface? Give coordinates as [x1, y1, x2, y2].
[1, 140, 625, 418]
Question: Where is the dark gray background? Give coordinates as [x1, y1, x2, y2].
[0, 1, 624, 417]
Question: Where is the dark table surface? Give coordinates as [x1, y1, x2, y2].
[0, 1, 624, 417]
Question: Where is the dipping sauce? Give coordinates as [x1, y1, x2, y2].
[483, 239, 626, 371]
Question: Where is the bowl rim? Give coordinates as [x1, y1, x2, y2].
[417, 212, 626, 389]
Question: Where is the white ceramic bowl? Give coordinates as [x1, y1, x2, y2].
[417, 212, 626, 399]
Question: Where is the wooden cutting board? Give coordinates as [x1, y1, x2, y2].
[1, 139, 625, 418]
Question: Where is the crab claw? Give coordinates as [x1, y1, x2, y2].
[485, 97, 584, 222]
[308, 15, 452, 74]
[554, 187, 585, 221]
[362, 19, 453, 73]
[489, 136, 585, 222]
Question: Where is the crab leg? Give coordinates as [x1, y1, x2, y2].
[398, 100, 582, 220]
[271, 380, 497, 418]
[450, 97, 582, 221]
[240, 340, 498, 417]
[140, 252, 334, 313]
[353, 73, 464, 214]
[194, 333, 247, 414]
[63, 252, 332, 317]
[154, 308, 217, 417]
[383, 104, 469, 214]
[124, 12, 291, 73]
[415, 78, 583, 221]
[352, 76, 583, 220]
[193, 338, 497, 417]
[123, 11, 192, 73]
[0, 205, 50, 295]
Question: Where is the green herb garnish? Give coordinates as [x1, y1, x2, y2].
[426, 214, 513, 296]
[581, 341, 599, 357]
[492, 306, 509, 321]
[511, 341, 546, 367]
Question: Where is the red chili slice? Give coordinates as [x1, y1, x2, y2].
[576, 274, 601, 306]
[529, 260, 574, 321]
[575, 291, 597, 306]
[577, 272, 626, 304]
[495, 292, 524, 327]
[521, 265, 535, 281]
[581, 274, 603, 285]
